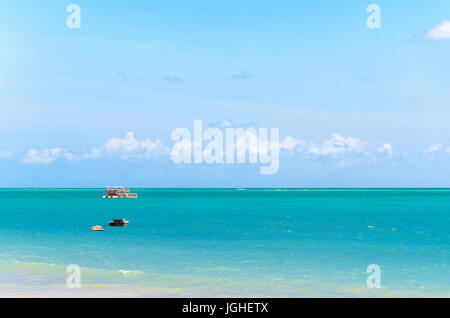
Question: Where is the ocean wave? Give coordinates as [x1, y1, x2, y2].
[119, 270, 143, 275]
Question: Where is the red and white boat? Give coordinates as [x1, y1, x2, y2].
[103, 187, 138, 199]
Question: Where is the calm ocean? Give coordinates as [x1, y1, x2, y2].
[0, 188, 448, 297]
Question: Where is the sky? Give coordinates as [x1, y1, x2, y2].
[1, 0, 450, 187]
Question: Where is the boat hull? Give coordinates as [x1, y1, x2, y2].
[108, 221, 129, 226]
[103, 195, 138, 199]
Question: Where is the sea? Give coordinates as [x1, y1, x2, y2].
[0, 188, 448, 297]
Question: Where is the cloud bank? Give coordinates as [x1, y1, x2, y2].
[22, 130, 394, 166]
[23, 132, 169, 165]
[23, 148, 66, 164]
[279, 134, 393, 160]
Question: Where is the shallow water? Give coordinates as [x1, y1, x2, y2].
[0, 188, 448, 297]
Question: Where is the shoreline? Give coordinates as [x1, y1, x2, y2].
[1, 259, 448, 298]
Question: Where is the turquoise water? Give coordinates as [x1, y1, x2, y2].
[0, 188, 448, 297]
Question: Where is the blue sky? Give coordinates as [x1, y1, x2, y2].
[1, 1, 450, 187]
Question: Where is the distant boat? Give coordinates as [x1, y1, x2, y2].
[91, 225, 104, 231]
[103, 186, 138, 199]
[108, 219, 130, 226]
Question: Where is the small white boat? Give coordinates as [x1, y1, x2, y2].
[91, 225, 104, 231]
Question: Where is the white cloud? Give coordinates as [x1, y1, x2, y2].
[21, 129, 394, 166]
[64, 149, 102, 161]
[215, 132, 392, 161]
[22, 132, 169, 164]
[280, 134, 393, 160]
[424, 144, 450, 157]
[103, 132, 169, 159]
[0, 150, 12, 159]
[376, 143, 393, 158]
[217, 120, 232, 128]
[425, 144, 443, 154]
[23, 148, 66, 164]
[307, 134, 368, 156]
[280, 136, 306, 151]
[427, 20, 450, 40]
